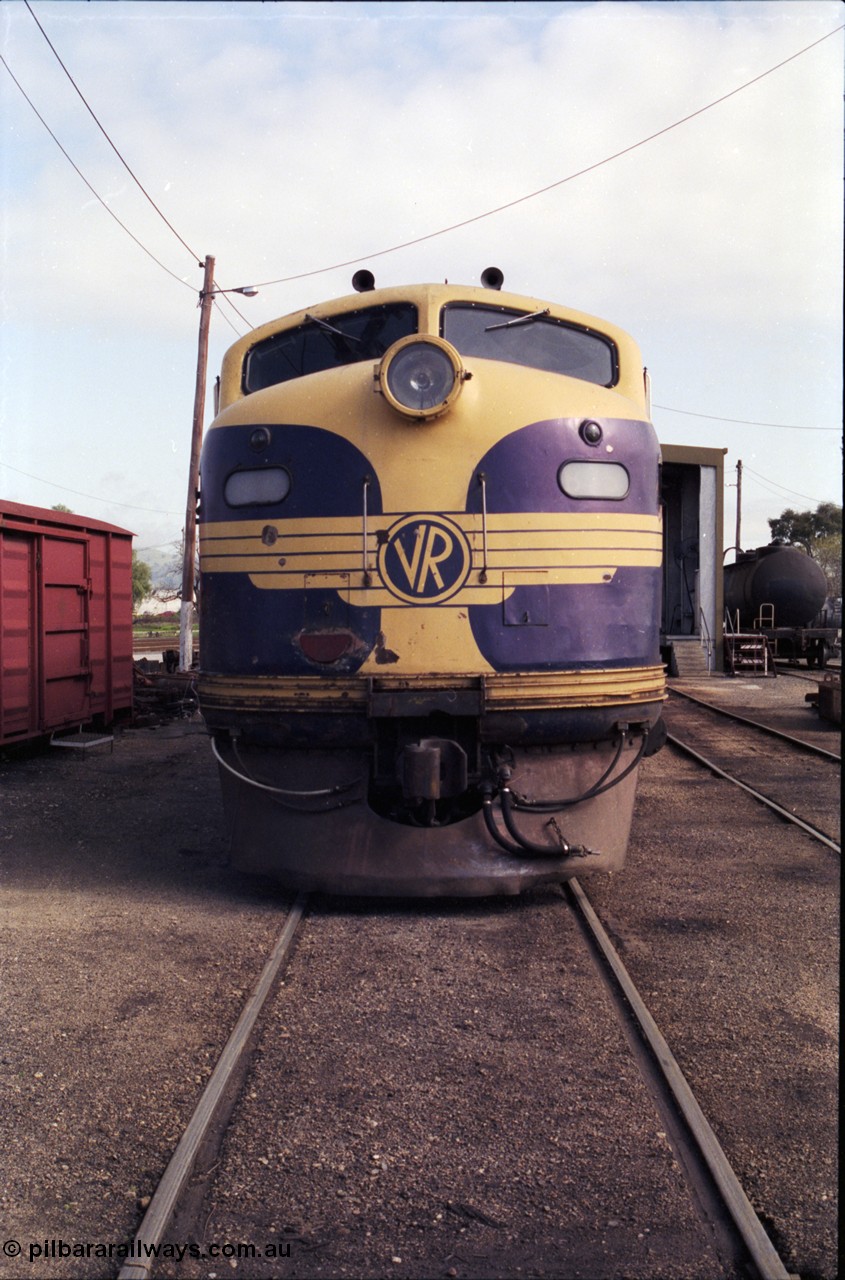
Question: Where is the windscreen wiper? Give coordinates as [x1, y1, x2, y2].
[484, 308, 550, 332]
[305, 314, 362, 342]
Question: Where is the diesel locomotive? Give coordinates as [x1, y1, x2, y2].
[197, 271, 666, 895]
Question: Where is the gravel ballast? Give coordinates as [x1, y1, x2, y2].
[0, 671, 838, 1279]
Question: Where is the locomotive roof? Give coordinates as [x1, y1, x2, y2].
[217, 281, 647, 411]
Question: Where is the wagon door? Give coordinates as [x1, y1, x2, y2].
[41, 535, 92, 728]
[0, 532, 37, 740]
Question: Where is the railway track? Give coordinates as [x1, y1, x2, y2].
[116, 884, 797, 1280]
[566, 878, 794, 1280]
[773, 660, 839, 691]
[773, 661, 840, 686]
[3, 682, 834, 1280]
[117, 896, 307, 1280]
[663, 688, 840, 853]
[667, 687, 840, 762]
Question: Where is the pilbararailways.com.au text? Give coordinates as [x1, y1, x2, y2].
[4, 1239, 291, 1264]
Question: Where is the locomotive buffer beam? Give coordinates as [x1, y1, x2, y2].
[368, 685, 483, 718]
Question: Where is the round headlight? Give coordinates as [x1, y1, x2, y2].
[378, 336, 464, 420]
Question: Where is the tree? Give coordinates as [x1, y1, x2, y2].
[768, 502, 842, 595]
[814, 534, 842, 597]
[51, 503, 73, 513]
[132, 552, 153, 608]
[152, 537, 198, 605]
[768, 502, 841, 553]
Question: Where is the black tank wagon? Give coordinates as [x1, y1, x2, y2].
[724, 543, 838, 668]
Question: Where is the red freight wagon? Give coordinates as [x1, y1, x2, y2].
[0, 501, 134, 745]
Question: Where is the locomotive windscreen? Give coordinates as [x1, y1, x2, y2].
[441, 303, 617, 387]
[244, 302, 418, 392]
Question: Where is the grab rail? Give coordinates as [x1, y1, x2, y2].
[699, 608, 713, 673]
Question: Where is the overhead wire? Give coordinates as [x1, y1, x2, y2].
[10, 10, 843, 323]
[25, 0, 202, 267]
[0, 462, 182, 516]
[1, 55, 252, 328]
[741, 466, 837, 508]
[25, 0, 256, 337]
[26, 1, 256, 330]
[653, 403, 840, 432]
[3, 12, 841, 521]
[742, 470, 823, 507]
[247, 22, 845, 290]
[211, 282, 252, 333]
[211, 295, 248, 337]
[0, 53, 196, 293]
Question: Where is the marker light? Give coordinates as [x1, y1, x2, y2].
[377, 336, 465, 421]
[225, 467, 291, 507]
[249, 427, 271, 452]
[558, 461, 629, 500]
[579, 419, 603, 446]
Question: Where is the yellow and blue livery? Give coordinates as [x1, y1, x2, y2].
[198, 271, 665, 895]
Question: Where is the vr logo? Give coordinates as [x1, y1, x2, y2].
[378, 514, 471, 604]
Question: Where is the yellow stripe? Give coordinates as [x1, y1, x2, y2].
[201, 512, 662, 540]
[199, 665, 666, 713]
[202, 551, 660, 575]
[469, 549, 662, 569]
[205, 555, 360, 573]
[237, 561, 660, 594]
[202, 530, 661, 559]
[482, 667, 666, 707]
[202, 534, 363, 555]
[486, 513, 661, 532]
[201, 512, 662, 602]
[486, 530, 660, 549]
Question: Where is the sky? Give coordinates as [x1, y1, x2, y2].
[1, 0, 842, 575]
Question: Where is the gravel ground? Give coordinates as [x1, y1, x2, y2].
[157, 896, 726, 1280]
[0, 721, 290, 1280]
[667, 667, 840, 751]
[0, 671, 838, 1280]
[592, 669, 839, 1279]
[660, 691, 840, 846]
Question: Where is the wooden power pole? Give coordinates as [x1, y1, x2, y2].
[734, 458, 743, 555]
[180, 253, 215, 672]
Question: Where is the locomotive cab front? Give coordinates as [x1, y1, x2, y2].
[198, 273, 665, 895]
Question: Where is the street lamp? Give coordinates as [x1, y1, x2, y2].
[179, 255, 258, 671]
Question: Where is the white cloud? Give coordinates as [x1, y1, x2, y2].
[1, 0, 841, 550]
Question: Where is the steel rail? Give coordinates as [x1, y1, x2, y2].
[116, 893, 308, 1280]
[566, 877, 795, 1280]
[774, 663, 841, 685]
[666, 733, 840, 854]
[668, 686, 840, 762]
